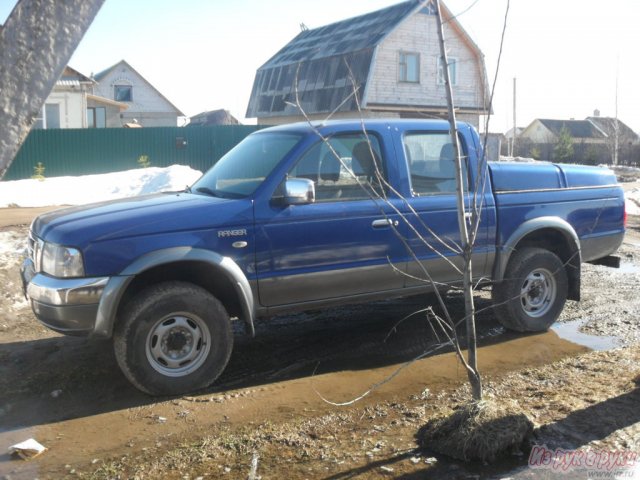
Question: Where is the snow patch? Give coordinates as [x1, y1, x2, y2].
[0, 165, 202, 208]
[626, 188, 640, 216]
[0, 231, 27, 264]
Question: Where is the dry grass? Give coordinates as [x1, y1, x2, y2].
[419, 398, 533, 462]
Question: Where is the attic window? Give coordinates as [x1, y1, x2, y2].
[399, 52, 420, 83]
[437, 57, 457, 86]
[114, 85, 132, 102]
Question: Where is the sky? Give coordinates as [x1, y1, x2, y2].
[2, 0, 639, 133]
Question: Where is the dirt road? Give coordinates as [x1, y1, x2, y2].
[0, 206, 62, 228]
[0, 208, 639, 479]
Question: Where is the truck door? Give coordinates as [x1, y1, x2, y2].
[399, 130, 493, 288]
[253, 131, 406, 307]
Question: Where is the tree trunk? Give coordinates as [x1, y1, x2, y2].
[0, 0, 105, 179]
[435, 0, 482, 401]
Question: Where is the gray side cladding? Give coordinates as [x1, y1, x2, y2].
[245, 0, 420, 118]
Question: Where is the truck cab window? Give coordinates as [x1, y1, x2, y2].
[404, 132, 467, 195]
[288, 133, 386, 202]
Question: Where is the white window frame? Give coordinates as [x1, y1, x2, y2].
[34, 103, 60, 129]
[437, 57, 458, 86]
[398, 51, 420, 83]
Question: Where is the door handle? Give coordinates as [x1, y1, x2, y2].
[371, 218, 399, 229]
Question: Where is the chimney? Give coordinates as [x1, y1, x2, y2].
[594, 109, 600, 117]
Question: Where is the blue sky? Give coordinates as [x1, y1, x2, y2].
[2, 0, 639, 133]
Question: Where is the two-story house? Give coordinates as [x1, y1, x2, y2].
[246, 0, 489, 127]
[93, 60, 184, 127]
[35, 61, 184, 129]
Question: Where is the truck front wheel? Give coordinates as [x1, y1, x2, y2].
[114, 281, 233, 395]
[493, 247, 568, 332]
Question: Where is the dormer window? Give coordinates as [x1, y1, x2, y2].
[114, 85, 132, 102]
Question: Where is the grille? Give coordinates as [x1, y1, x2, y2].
[28, 230, 43, 271]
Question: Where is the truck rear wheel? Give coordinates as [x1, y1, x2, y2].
[493, 247, 568, 332]
[114, 281, 233, 395]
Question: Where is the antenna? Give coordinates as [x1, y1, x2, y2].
[300, 22, 308, 32]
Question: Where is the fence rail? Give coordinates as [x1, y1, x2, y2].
[3, 125, 261, 181]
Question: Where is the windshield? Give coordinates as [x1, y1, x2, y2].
[191, 132, 302, 198]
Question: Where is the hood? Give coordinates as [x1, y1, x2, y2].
[32, 192, 253, 247]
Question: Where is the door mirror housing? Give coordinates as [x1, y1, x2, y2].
[284, 178, 315, 205]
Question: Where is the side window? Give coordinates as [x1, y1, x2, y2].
[288, 133, 386, 202]
[404, 132, 466, 195]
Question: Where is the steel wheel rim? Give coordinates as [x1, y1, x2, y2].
[520, 267, 557, 318]
[145, 313, 211, 377]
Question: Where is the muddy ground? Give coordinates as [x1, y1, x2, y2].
[0, 201, 639, 479]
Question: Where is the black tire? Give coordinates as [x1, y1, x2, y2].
[493, 247, 568, 332]
[113, 281, 233, 396]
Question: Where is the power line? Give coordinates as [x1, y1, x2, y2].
[439, 0, 481, 27]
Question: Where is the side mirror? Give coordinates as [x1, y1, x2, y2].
[284, 178, 315, 205]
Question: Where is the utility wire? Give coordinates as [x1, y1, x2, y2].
[482, 0, 511, 137]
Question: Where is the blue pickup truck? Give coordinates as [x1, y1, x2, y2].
[21, 119, 625, 395]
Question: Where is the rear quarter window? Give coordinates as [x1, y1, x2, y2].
[403, 132, 468, 195]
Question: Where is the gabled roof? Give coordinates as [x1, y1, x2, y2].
[587, 116, 639, 142]
[246, 1, 424, 119]
[188, 109, 240, 126]
[94, 60, 184, 116]
[57, 66, 95, 86]
[537, 119, 606, 139]
[262, 2, 419, 69]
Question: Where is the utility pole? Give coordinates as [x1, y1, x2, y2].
[0, 0, 105, 179]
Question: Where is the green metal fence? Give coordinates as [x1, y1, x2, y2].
[3, 125, 262, 181]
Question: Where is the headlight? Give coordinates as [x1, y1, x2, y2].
[41, 242, 85, 278]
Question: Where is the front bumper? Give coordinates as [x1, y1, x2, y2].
[21, 258, 109, 336]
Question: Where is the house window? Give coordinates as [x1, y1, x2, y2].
[34, 104, 60, 129]
[437, 57, 457, 85]
[114, 85, 132, 102]
[45, 103, 60, 129]
[33, 111, 44, 130]
[399, 52, 420, 83]
[87, 107, 106, 128]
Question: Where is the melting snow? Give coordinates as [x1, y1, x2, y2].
[0, 165, 202, 208]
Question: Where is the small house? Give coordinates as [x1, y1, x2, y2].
[246, 0, 489, 127]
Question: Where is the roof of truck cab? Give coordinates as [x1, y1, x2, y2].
[255, 118, 465, 134]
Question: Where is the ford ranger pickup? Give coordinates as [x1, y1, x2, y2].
[21, 119, 626, 395]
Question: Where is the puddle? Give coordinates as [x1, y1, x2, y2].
[552, 319, 618, 351]
[0, 330, 589, 480]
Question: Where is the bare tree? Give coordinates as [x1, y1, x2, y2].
[0, 0, 105, 179]
[281, 0, 512, 412]
[434, 0, 482, 400]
